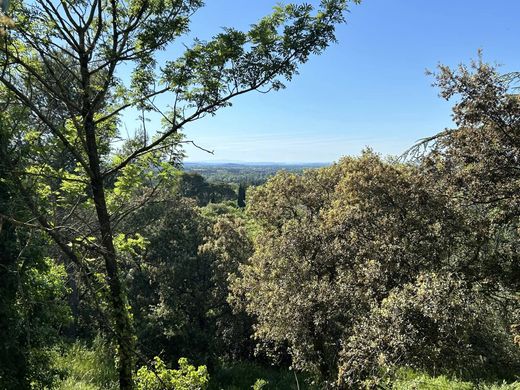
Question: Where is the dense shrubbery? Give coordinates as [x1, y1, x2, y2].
[0, 141, 71, 389]
[340, 272, 519, 386]
[230, 150, 519, 387]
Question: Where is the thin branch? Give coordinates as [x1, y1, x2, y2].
[181, 140, 214, 155]
[104, 77, 274, 177]
[0, 75, 93, 176]
[94, 87, 169, 125]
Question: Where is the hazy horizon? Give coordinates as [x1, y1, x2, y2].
[184, 160, 331, 165]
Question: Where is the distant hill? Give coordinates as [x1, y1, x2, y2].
[183, 162, 329, 185]
[184, 161, 328, 167]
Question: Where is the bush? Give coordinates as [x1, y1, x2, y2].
[338, 272, 520, 387]
[135, 356, 209, 390]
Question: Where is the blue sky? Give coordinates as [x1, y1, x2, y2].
[136, 1, 520, 163]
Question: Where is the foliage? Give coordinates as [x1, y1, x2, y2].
[127, 195, 256, 365]
[232, 149, 520, 387]
[232, 152, 443, 379]
[252, 379, 270, 390]
[135, 357, 209, 390]
[3, 0, 520, 386]
[200, 214, 256, 361]
[419, 59, 520, 291]
[127, 197, 213, 363]
[179, 172, 237, 206]
[51, 340, 213, 390]
[0, 253, 71, 390]
[0, 135, 71, 389]
[417, 59, 520, 350]
[339, 272, 519, 387]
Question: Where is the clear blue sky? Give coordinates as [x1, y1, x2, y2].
[134, 1, 520, 163]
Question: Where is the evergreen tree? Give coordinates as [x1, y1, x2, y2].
[237, 183, 247, 208]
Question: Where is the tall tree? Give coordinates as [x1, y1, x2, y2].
[0, 0, 359, 387]
[237, 183, 246, 208]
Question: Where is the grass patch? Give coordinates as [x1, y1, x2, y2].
[208, 362, 318, 390]
[51, 337, 118, 390]
[388, 368, 520, 390]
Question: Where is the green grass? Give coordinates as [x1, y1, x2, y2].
[208, 362, 318, 390]
[51, 337, 118, 390]
[388, 368, 520, 390]
[48, 343, 520, 390]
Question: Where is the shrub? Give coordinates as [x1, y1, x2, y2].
[338, 273, 520, 387]
[135, 356, 209, 390]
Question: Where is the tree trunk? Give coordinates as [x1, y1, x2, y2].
[80, 52, 135, 388]
[85, 116, 135, 389]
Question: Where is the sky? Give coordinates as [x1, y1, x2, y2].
[131, 1, 520, 163]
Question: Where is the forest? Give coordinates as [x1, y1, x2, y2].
[0, 0, 519, 389]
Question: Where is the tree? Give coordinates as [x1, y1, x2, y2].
[231, 151, 520, 387]
[0, 125, 71, 389]
[416, 60, 520, 291]
[237, 183, 246, 208]
[127, 197, 213, 364]
[412, 59, 520, 362]
[124, 192, 255, 368]
[199, 214, 255, 361]
[178, 172, 236, 206]
[0, 0, 359, 386]
[338, 272, 520, 387]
